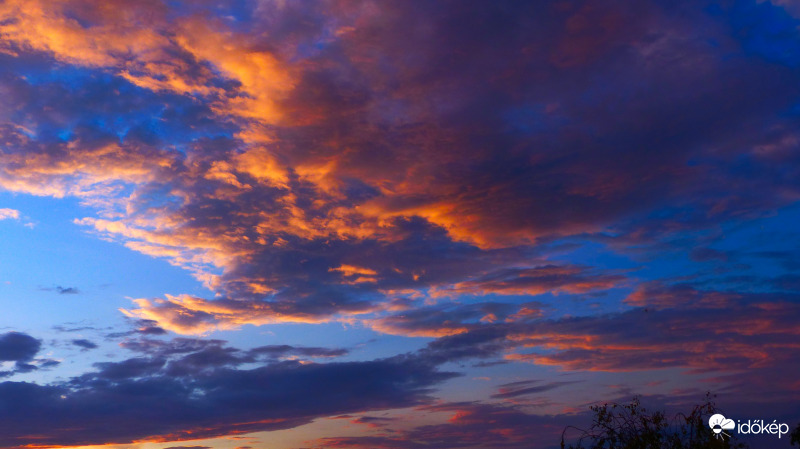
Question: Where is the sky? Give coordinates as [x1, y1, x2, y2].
[0, 0, 799, 448]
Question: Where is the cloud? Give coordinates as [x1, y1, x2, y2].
[110, 336, 351, 379]
[0, 332, 40, 362]
[0, 332, 45, 378]
[334, 415, 398, 429]
[105, 319, 167, 338]
[40, 286, 82, 295]
[71, 339, 98, 350]
[506, 290, 800, 373]
[0, 0, 291, 124]
[623, 282, 735, 310]
[0, 340, 454, 448]
[491, 380, 581, 399]
[53, 325, 104, 333]
[115, 337, 350, 377]
[435, 265, 626, 297]
[311, 402, 578, 449]
[0, 208, 19, 220]
[121, 293, 377, 334]
[0, 0, 798, 338]
[248, 345, 349, 360]
[377, 283, 800, 376]
[417, 326, 513, 365]
[367, 302, 529, 338]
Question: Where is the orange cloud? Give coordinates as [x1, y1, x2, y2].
[121, 294, 376, 334]
[505, 300, 800, 372]
[368, 320, 471, 338]
[0, 0, 293, 126]
[434, 265, 625, 298]
[0, 141, 174, 199]
[173, 17, 294, 124]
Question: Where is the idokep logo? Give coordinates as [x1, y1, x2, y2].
[708, 414, 735, 439]
[708, 413, 790, 440]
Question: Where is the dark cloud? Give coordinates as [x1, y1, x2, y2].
[689, 247, 730, 263]
[508, 289, 800, 373]
[120, 337, 229, 356]
[39, 286, 81, 295]
[417, 326, 513, 365]
[369, 302, 525, 338]
[0, 332, 44, 378]
[751, 250, 800, 271]
[136, 325, 167, 335]
[36, 359, 61, 369]
[71, 339, 98, 350]
[491, 380, 581, 399]
[113, 337, 353, 381]
[0, 343, 454, 447]
[346, 415, 397, 429]
[105, 319, 168, 339]
[311, 402, 580, 449]
[248, 345, 349, 360]
[0, 332, 40, 362]
[119, 337, 349, 366]
[383, 281, 800, 377]
[89, 357, 167, 380]
[53, 325, 103, 333]
[437, 265, 626, 297]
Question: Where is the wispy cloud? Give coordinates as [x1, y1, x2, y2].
[0, 208, 19, 220]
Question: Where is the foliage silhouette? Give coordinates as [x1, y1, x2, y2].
[560, 394, 748, 449]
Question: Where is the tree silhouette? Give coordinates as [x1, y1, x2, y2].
[560, 394, 747, 449]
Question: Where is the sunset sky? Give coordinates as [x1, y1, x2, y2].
[0, 1, 799, 448]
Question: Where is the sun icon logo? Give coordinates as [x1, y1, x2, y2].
[709, 414, 735, 439]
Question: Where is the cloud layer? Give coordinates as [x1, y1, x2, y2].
[0, 0, 798, 335]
